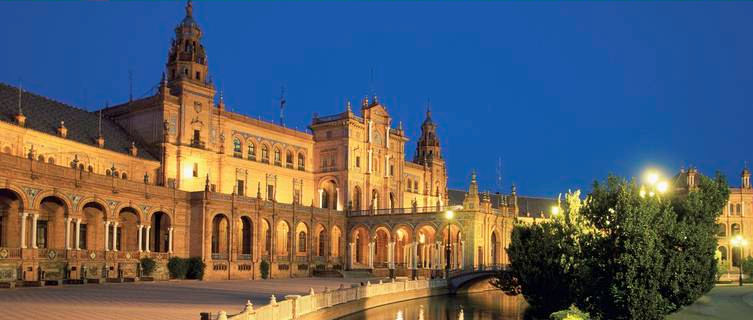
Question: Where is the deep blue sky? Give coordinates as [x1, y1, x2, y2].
[2, 1, 752, 197]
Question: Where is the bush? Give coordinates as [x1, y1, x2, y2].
[742, 256, 753, 279]
[140, 257, 156, 277]
[167, 257, 189, 279]
[260, 259, 270, 279]
[550, 305, 590, 320]
[186, 257, 206, 280]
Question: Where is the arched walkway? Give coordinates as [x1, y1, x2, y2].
[239, 216, 253, 258]
[394, 225, 413, 267]
[117, 207, 140, 252]
[351, 226, 370, 266]
[440, 224, 462, 270]
[211, 214, 230, 260]
[38, 196, 68, 250]
[0, 188, 25, 248]
[374, 227, 391, 267]
[260, 218, 271, 258]
[319, 179, 339, 210]
[331, 226, 342, 258]
[276, 220, 291, 256]
[416, 225, 437, 269]
[295, 222, 308, 255]
[151, 212, 171, 253]
[491, 230, 500, 265]
[314, 224, 327, 257]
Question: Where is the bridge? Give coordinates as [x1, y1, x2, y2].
[445, 265, 506, 293]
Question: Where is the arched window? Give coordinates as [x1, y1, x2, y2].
[247, 143, 256, 161]
[286, 151, 293, 168]
[298, 153, 305, 170]
[2, 146, 11, 154]
[318, 229, 327, 256]
[719, 246, 728, 262]
[233, 138, 242, 158]
[298, 231, 307, 252]
[241, 217, 253, 255]
[88, 165, 94, 173]
[414, 181, 419, 193]
[261, 145, 269, 163]
[322, 190, 330, 209]
[717, 223, 726, 237]
[121, 172, 128, 180]
[406, 179, 412, 192]
[736, 204, 742, 216]
[732, 223, 741, 236]
[47, 157, 55, 165]
[37, 155, 45, 162]
[274, 148, 281, 166]
[105, 169, 111, 176]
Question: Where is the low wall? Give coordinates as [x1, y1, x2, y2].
[205, 279, 447, 320]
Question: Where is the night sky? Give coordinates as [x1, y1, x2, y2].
[2, 1, 752, 197]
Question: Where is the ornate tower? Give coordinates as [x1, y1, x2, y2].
[166, 0, 210, 87]
[414, 106, 442, 165]
[742, 165, 751, 189]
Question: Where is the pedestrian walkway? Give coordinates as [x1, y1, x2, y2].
[0, 277, 377, 320]
[668, 285, 753, 320]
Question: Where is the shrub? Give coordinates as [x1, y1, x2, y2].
[742, 256, 753, 279]
[186, 257, 206, 280]
[167, 257, 188, 279]
[260, 259, 270, 279]
[140, 257, 156, 277]
[550, 305, 590, 320]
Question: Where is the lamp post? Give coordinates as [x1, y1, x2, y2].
[731, 235, 748, 286]
[444, 209, 453, 279]
[640, 170, 669, 198]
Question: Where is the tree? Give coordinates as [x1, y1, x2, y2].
[497, 173, 729, 319]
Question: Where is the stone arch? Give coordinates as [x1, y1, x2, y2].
[232, 135, 244, 157]
[351, 225, 370, 266]
[314, 223, 327, 257]
[331, 225, 342, 258]
[295, 221, 309, 253]
[81, 201, 107, 250]
[150, 211, 171, 253]
[239, 215, 253, 256]
[32, 190, 72, 213]
[114, 204, 145, 223]
[285, 148, 294, 167]
[38, 195, 69, 250]
[491, 229, 501, 265]
[393, 224, 414, 266]
[246, 138, 257, 160]
[297, 151, 305, 170]
[276, 219, 291, 256]
[117, 206, 141, 252]
[352, 185, 362, 211]
[211, 213, 230, 259]
[76, 197, 110, 218]
[318, 177, 339, 209]
[415, 224, 437, 268]
[260, 218, 272, 258]
[373, 226, 392, 266]
[272, 144, 283, 166]
[0, 187, 27, 248]
[1, 145, 12, 155]
[260, 142, 271, 163]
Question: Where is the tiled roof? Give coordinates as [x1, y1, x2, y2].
[0, 83, 158, 161]
[447, 188, 555, 218]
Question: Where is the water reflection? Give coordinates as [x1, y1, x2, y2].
[337, 291, 527, 320]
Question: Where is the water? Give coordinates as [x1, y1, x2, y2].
[337, 291, 528, 320]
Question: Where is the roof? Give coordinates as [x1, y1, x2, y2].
[447, 188, 555, 218]
[0, 83, 158, 161]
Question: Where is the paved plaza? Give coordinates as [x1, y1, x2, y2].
[668, 285, 753, 320]
[0, 277, 377, 320]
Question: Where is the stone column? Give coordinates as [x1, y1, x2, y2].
[411, 242, 418, 270]
[75, 219, 81, 250]
[104, 221, 111, 251]
[145, 226, 151, 252]
[137, 225, 143, 252]
[348, 242, 355, 269]
[368, 241, 375, 269]
[64, 217, 71, 250]
[168, 227, 174, 253]
[367, 149, 373, 173]
[112, 222, 119, 252]
[318, 189, 324, 208]
[19, 212, 28, 249]
[30, 213, 38, 249]
[336, 188, 341, 211]
[387, 241, 394, 269]
[459, 240, 464, 269]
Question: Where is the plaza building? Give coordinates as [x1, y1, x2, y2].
[0, 2, 554, 283]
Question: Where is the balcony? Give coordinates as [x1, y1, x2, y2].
[190, 139, 206, 149]
[211, 253, 228, 260]
[237, 254, 252, 260]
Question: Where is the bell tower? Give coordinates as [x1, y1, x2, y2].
[414, 105, 442, 165]
[166, 0, 210, 88]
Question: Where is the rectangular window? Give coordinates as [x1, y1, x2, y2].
[37, 220, 48, 249]
[356, 156, 361, 168]
[267, 185, 275, 201]
[294, 190, 301, 204]
[237, 180, 245, 196]
[390, 165, 394, 177]
[193, 163, 198, 177]
[79, 224, 88, 250]
[194, 129, 200, 141]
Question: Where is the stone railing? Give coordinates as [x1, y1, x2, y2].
[203, 278, 446, 320]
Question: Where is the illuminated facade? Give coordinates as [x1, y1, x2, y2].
[0, 2, 559, 283]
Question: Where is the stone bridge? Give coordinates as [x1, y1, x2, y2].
[446, 265, 504, 293]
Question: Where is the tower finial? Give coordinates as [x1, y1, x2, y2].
[426, 98, 432, 118]
[346, 100, 352, 112]
[186, 0, 193, 17]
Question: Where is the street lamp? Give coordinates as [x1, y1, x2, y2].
[550, 206, 561, 217]
[731, 235, 748, 286]
[641, 169, 669, 198]
[444, 209, 453, 279]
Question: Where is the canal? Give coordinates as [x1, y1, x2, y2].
[337, 290, 528, 320]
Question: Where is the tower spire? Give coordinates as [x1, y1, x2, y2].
[186, 0, 193, 17]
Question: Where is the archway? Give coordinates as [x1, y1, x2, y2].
[320, 179, 338, 210]
[117, 207, 140, 252]
[314, 224, 327, 257]
[80, 202, 105, 250]
[0, 188, 24, 248]
[276, 220, 291, 256]
[260, 219, 271, 258]
[491, 230, 500, 265]
[151, 212, 171, 253]
[240, 216, 253, 257]
[331, 226, 342, 258]
[351, 226, 370, 266]
[352, 186, 362, 211]
[416, 225, 437, 268]
[211, 214, 230, 259]
[374, 227, 391, 267]
[38, 196, 68, 250]
[295, 222, 308, 254]
[441, 224, 462, 270]
[394, 225, 413, 267]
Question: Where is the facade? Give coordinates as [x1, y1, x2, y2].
[0, 2, 553, 283]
